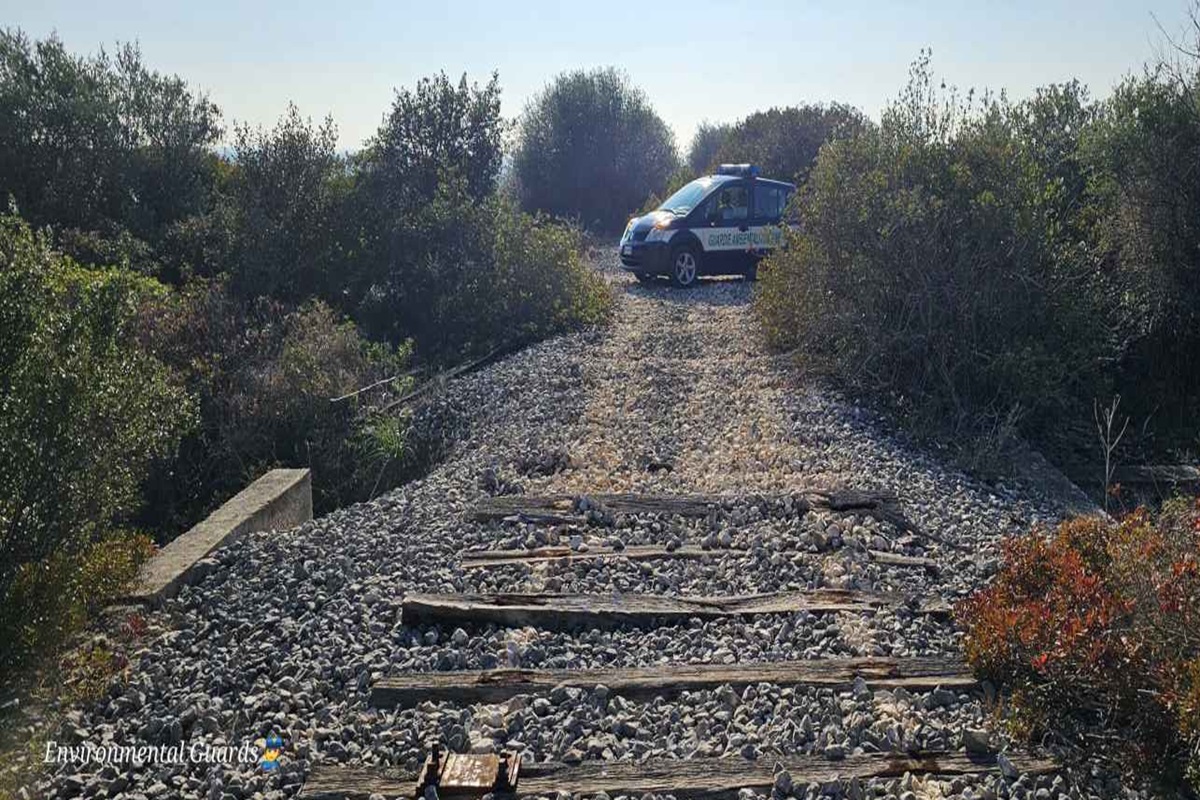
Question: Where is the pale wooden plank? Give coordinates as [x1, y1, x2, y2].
[460, 545, 938, 572]
[370, 656, 976, 709]
[300, 751, 1058, 800]
[401, 590, 950, 631]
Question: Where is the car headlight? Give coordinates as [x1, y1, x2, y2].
[645, 227, 672, 242]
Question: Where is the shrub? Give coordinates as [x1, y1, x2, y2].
[687, 121, 732, 174]
[225, 106, 350, 305]
[512, 67, 678, 230]
[137, 282, 412, 530]
[359, 71, 503, 204]
[0, 214, 191, 676]
[959, 501, 1200, 791]
[713, 103, 868, 184]
[355, 177, 611, 360]
[1, 531, 154, 679]
[1081, 62, 1200, 442]
[756, 56, 1114, 461]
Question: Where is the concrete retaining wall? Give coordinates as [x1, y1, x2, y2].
[128, 468, 312, 606]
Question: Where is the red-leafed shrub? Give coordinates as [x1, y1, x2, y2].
[959, 500, 1200, 791]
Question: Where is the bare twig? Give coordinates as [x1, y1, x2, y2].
[1094, 396, 1130, 514]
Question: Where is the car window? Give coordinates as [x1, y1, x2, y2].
[705, 184, 748, 223]
[755, 184, 791, 221]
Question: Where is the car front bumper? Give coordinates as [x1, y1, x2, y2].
[618, 240, 670, 273]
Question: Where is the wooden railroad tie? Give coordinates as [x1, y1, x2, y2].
[459, 545, 939, 573]
[369, 655, 975, 709]
[300, 750, 1059, 800]
[469, 491, 969, 551]
[471, 490, 914, 530]
[402, 590, 951, 631]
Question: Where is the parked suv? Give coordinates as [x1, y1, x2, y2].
[619, 164, 794, 287]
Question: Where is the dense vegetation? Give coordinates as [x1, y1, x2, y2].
[960, 501, 1200, 792]
[757, 48, 1200, 475]
[0, 31, 610, 677]
[512, 68, 678, 231]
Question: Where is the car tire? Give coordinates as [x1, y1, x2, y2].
[743, 261, 759, 282]
[634, 272, 657, 285]
[670, 245, 700, 288]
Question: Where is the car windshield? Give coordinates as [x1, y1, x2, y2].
[656, 178, 717, 214]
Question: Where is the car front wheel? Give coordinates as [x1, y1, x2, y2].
[670, 246, 699, 288]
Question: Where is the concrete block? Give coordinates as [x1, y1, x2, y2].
[127, 468, 312, 606]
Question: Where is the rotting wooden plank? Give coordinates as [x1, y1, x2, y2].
[517, 751, 1059, 799]
[401, 590, 950, 631]
[469, 490, 922, 537]
[369, 656, 975, 709]
[459, 545, 938, 572]
[300, 751, 1058, 800]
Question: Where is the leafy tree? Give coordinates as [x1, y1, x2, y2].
[0, 30, 221, 244]
[513, 67, 678, 230]
[687, 121, 731, 174]
[361, 71, 503, 204]
[714, 103, 867, 184]
[225, 105, 348, 304]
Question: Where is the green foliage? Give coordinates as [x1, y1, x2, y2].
[687, 121, 732, 175]
[349, 72, 611, 360]
[225, 105, 348, 304]
[758, 46, 1200, 467]
[0, 29, 221, 242]
[361, 71, 504, 204]
[756, 55, 1120, 460]
[714, 103, 868, 184]
[1, 531, 153, 680]
[137, 282, 411, 528]
[1081, 63, 1200, 440]
[0, 215, 191, 675]
[512, 67, 678, 230]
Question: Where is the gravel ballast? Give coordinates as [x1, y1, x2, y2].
[34, 254, 1129, 800]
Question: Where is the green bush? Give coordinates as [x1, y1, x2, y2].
[713, 103, 868, 184]
[354, 175, 611, 362]
[686, 121, 732, 175]
[0, 30, 221, 243]
[224, 106, 350, 305]
[512, 67, 678, 230]
[756, 56, 1116, 463]
[137, 282, 412, 530]
[1082, 64, 1200, 443]
[0, 215, 192, 675]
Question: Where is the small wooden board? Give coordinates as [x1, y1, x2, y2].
[402, 590, 950, 631]
[370, 656, 975, 709]
[459, 545, 938, 572]
[300, 751, 1059, 800]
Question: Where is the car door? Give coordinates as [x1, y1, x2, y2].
[750, 182, 787, 260]
[692, 181, 751, 274]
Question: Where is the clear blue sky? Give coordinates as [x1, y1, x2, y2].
[4, 0, 1193, 152]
